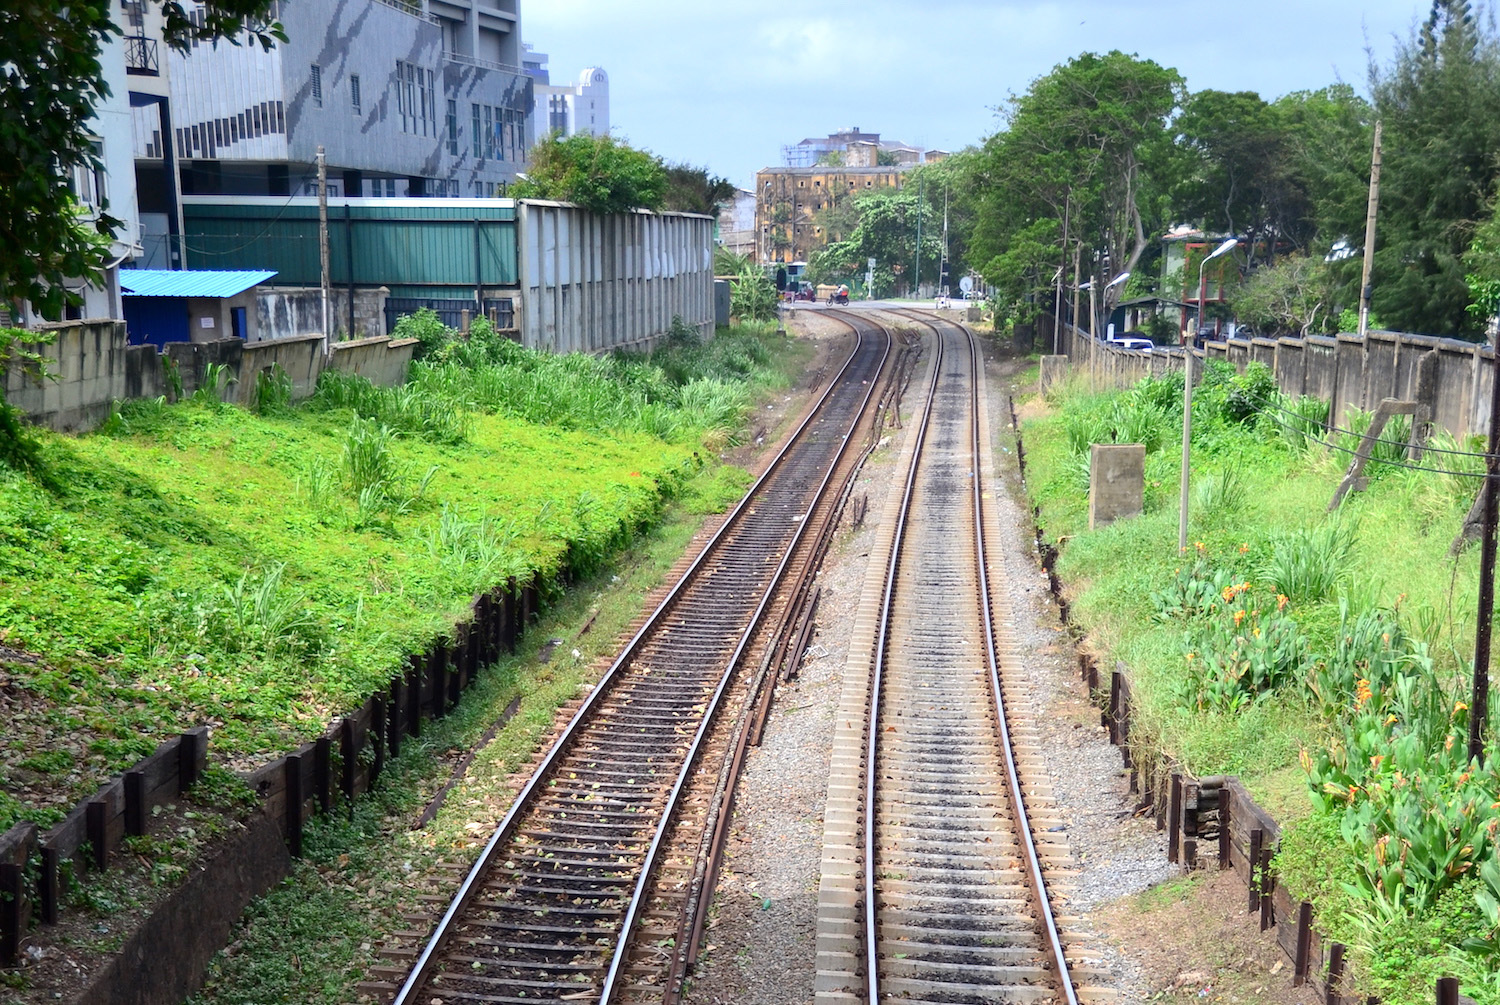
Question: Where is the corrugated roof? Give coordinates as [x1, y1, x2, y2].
[119, 269, 277, 298]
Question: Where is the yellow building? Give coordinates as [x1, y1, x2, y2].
[753, 163, 905, 264]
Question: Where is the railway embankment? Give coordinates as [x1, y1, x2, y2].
[0, 315, 811, 1003]
[1012, 356, 1498, 1003]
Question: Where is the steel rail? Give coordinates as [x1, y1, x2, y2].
[392, 315, 889, 1005]
[861, 317, 946, 1004]
[596, 313, 892, 1003]
[892, 306, 1080, 1004]
[666, 311, 910, 1002]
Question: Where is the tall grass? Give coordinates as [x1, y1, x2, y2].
[1263, 519, 1359, 603]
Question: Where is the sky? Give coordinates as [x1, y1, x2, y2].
[525, 0, 1430, 189]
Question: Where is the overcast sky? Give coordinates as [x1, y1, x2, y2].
[524, 0, 1431, 189]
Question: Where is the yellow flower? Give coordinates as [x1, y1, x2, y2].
[1355, 679, 1373, 708]
[1234, 609, 1247, 626]
[1239, 542, 1250, 554]
[1185, 652, 1196, 662]
[1455, 701, 1470, 715]
[1276, 594, 1289, 611]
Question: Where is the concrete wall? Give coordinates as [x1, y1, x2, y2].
[327, 336, 418, 387]
[186, 291, 257, 342]
[3, 321, 127, 432]
[238, 333, 326, 405]
[255, 287, 390, 342]
[516, 201, 715, 352]
[1060, 325, 1499, 441]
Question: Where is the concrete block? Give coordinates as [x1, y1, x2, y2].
[1088, 443, 1144, 530]
[1039, 355, 1069, 394]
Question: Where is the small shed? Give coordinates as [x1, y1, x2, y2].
[121, 270, 277, 348]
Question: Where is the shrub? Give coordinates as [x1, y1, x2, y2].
[393, 308, 456, 359]
[252, 364, 293, 415]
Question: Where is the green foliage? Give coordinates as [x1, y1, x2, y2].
[192, 361, 237, 407]
[391, 307, 456, 360]
[1372, 0, 1500, 338]
[511, 133, 667, 214]
[661, 163, 735, 216]
[1232, 256, 1338, 336]
[252, 364, 293, 416]
[1263, 520, 1358, 603]
[0, 327, 54, 476]
[0, 1, 282, 319]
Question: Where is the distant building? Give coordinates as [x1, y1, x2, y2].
[126, 0, 533, 258]
[780, 127, 937, 169]
[755, 128, 945, 264]
[523, 44, 609, 141]
[717, 188, 756, 259]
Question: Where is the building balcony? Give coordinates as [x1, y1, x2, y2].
[124, 34, 159, 76]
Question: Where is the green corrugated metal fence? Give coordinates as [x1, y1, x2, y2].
[182, 200, 519, 291]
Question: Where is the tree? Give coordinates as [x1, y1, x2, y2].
[0, 0, 283, 319]
[1370, 0, 1500, 337]
[968, 51, 1184, 319]
[1231, 256, 1337, 336]
[1173, 89, 1314, 263]
[661, 163, 736, 217]
[513, 134, 667, 214]
[807, 187, 943, 297]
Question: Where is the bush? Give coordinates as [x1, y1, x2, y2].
[1264, 520, 1358, 603]
[392, 308, 456, 360]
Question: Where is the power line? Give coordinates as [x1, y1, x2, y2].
[1248, 403, 1488, 479]
[1247, 394, 1494, 462]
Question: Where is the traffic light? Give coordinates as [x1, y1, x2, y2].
[775, 267, 787, 292]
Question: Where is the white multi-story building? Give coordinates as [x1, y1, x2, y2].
[12, 26, 142, 323]
[523, 44, 608, 142]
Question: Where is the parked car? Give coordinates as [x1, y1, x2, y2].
[1108, 337, 1154, 351]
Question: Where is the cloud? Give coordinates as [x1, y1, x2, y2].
[524, 0, 1426, 185]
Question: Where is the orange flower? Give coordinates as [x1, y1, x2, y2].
[1455, 701, 1470, 715]
[1195, 541, 1207, 554]
[1355, 679, 1373, 708]
[1239, 542, 1250, 554]
[1386, 714, 1399, 725]
[1371, 754, 1384, 769]
[1300, 749, 1312, 773]
[1234, 609, 1247, 626]
[1276, 594, 1289, 611]
[1222, 584, 1236, 602]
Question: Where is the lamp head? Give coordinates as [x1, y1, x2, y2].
[1106, 271, 1131, 290]
[1207, 238, 1239, 261]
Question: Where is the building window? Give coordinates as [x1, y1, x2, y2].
[70, 140, 106, 213]
[483, 105, 494, 158]
[310, 64, 322, 107]
[351, 74, 361, 114]
[447, 99, 457, 155]
[472, 103, 482, 157]
[424, 69, 436, 136]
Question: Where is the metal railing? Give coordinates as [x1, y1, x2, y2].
[371, 0, 440, 24]
[124, 35, 159, 76]
[442, 50, 524, 75]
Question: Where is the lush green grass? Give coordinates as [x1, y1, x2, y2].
[1020, 362, 1500, 1003]
[0, 320, 802, 834]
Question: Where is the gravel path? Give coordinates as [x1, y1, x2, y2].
[981, 342, 1176, 998]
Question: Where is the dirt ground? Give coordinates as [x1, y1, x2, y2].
[1093, 869, 1321, 1004]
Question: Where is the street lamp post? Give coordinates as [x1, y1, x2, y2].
[1179, 238, 1240, 555]
[1078, 280, 1093, 390]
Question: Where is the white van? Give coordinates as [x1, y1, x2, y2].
[1108, 337, 1154, 351]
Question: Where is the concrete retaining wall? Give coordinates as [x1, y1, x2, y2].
[1059, 323, 1500, 441]
[327, 335, 418, 387]
[3, 320, 128, 432]
[516, 201, 715, 352]
[6, 324, 419, 432]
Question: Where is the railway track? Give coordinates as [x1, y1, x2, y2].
[816, 310, 1108, 1003]
[387, 313, 895, 1005]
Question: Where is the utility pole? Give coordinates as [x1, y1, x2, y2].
[317, 146, 331, 346]
[1054, 193, 1071, 354]
[1472, 322, 1500, 763]
[1358, 121, 1383, 340]
[1070, 242, 1083, 356]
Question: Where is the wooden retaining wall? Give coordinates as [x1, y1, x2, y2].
[0, 571, 541, 982]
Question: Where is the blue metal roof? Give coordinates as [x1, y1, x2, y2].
[119, 269, 277, 298]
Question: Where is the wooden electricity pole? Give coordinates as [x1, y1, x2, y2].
[1473, 322, 1500, 764]
[1358, 122, 1382, 340]
[318, 146, 331, 346]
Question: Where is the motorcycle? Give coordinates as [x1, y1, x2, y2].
[827, 291, 849, 306]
